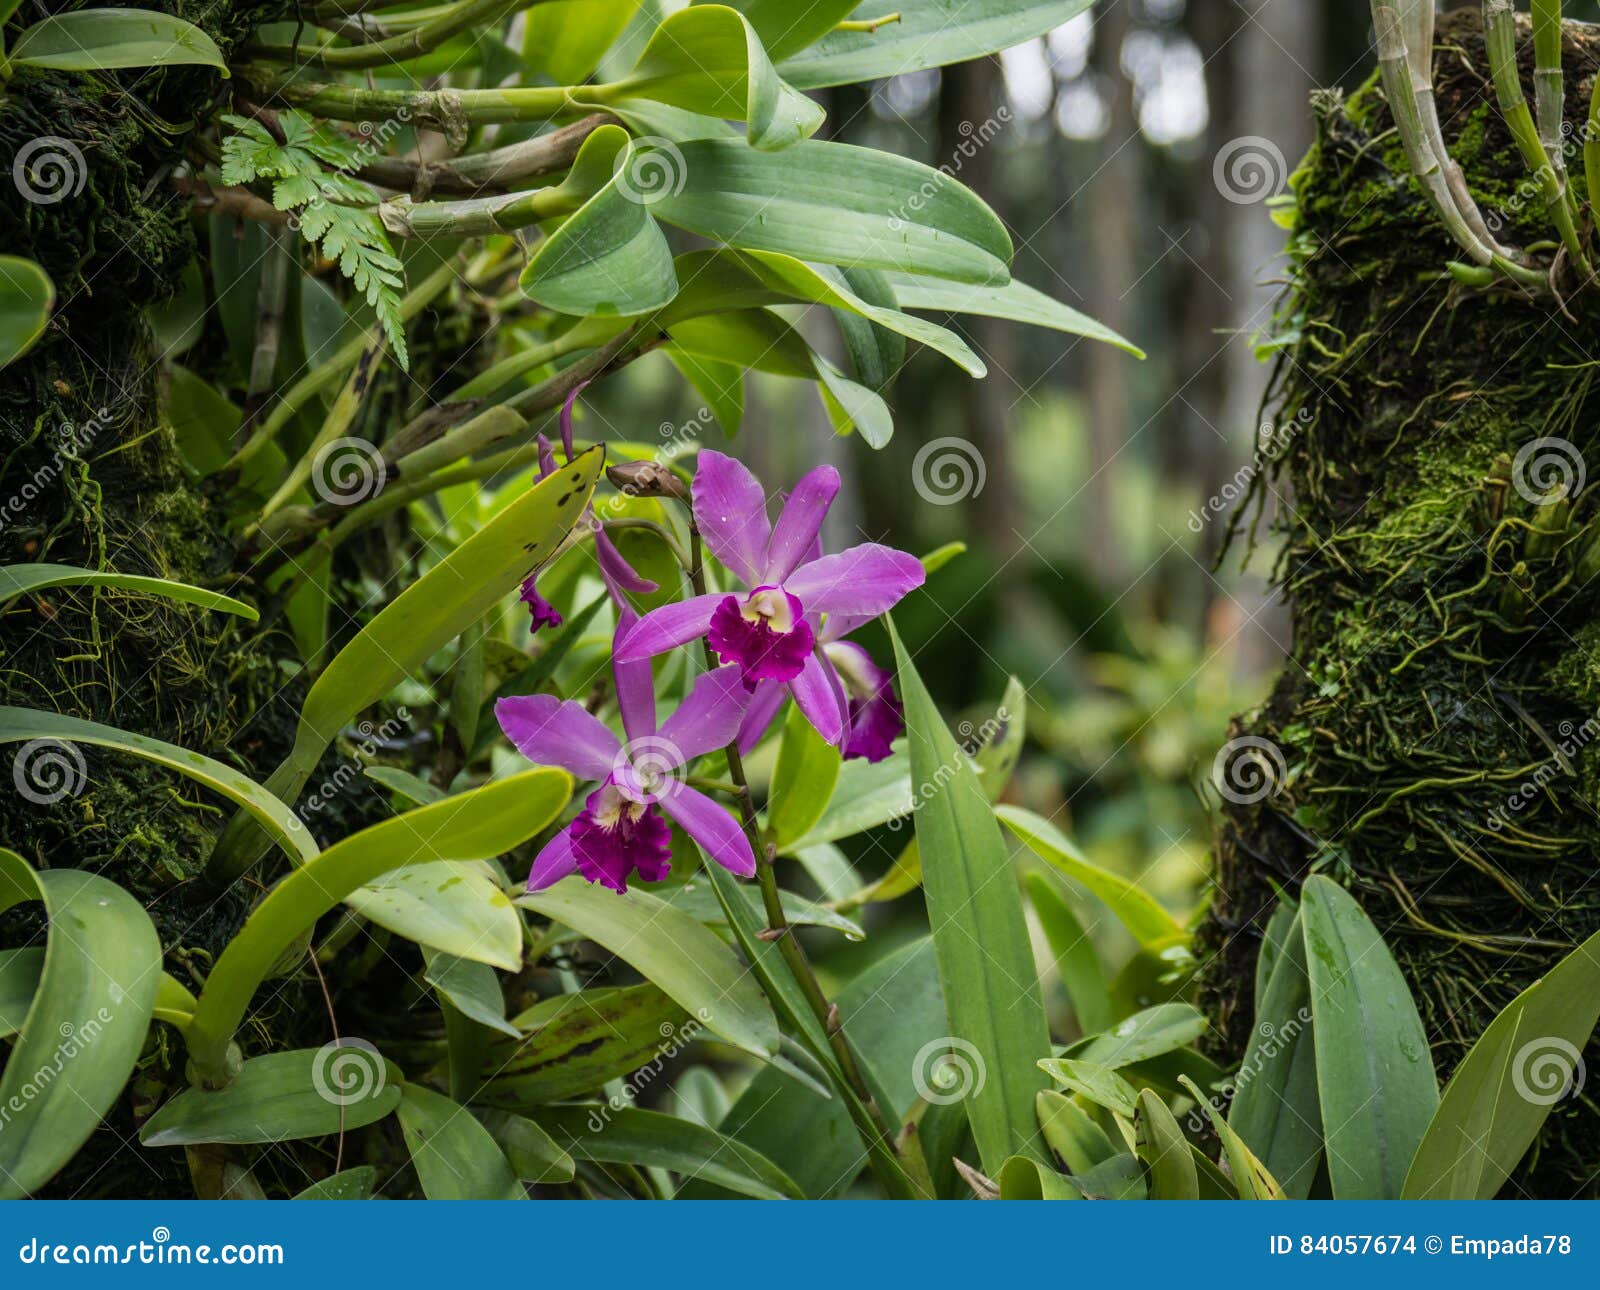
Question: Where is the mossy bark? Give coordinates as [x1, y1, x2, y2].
[1198, 10, 1600, 1197]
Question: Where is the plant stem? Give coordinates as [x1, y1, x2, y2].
[358, 112, 611, 197]
[247, 0, 544, 70]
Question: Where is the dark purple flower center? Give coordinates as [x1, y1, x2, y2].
[520, 575, 563, 632]
[568, 784, 672, 893]
[708, 587, 814, 689]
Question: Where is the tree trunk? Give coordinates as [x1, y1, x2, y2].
[1198, 9, 1600, 1197]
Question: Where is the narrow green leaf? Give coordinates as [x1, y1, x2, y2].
[397, 1084, 525, 1200]
[889, 619, 1050, 1172]
[1136, 1088, 1199, 1199]
[0, 256, 53, 369]
[1068, 1003, 1206, 1070]
[1037, 1057, 1138, 1118]
[767, 703, 843, 849]
[11, 8, 227, 70]
[1181, 1074, 1285, 1200]
[1066, 1151, 1147, 1200]
[1035, 1089, 1117, 1174]
[0, 562, 256, 620]
[422, 949, 519, 1039]
[140, 1048, 400, 1147]
[997, 1154, 1081, 1199]
[1300, 875, 1437, 1200]
[0, 853, 161, 1198]
[1025, 871, 1114, 1035]
[518, 879, 778, 1059]
[1255, 897, 1299, 1013]
[887, 273, 1145, 358]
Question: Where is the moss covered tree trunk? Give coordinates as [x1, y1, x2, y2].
[1199, 10, 1600, 1197]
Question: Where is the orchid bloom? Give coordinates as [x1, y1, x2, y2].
[520, 387, 656, 630]
[495, 614, 754, 894]
[616, 451, 924, 748]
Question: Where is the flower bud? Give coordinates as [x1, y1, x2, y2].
[606, 460, 688, 502]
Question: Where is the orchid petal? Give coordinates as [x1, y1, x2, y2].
[789, 650, 849, 748]
[764, 464, 840, 584]
[655, 665, 749, 764]
[692, 450, 770, 585]
[595, 524, 658, 597]
[526, 828, 579, 891]
[736, 679, 788, 754]
[614, 594, 722, 661]
[495, 695, 620, 779]
[783, 543, 925, 618]
[611, 610, 656, 745]
[662, 784, 756, 878]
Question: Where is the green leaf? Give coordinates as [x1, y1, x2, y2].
[714, 0, 860, 61]
[525, 0, 641, 82]
[208, 447, 601, 883]
[0, 948, 43, 1039]
[474, 1110, 575, 1183]
[1026, 872, 1114, 1036]
[1136, 1088, 1199, 1200]
[397, 1084, 525, 1200]
[1066, 1151, 1147, 1200]
[0, 562, 257, 621]
[0, 852, 161, 1198]
[1255, 897, 1299, 1012]
[767, 703, 843, 848]
[777, 0, 1092, 89]
[480, 984, 688, 1106]
[997, 805, 1184, 946]
[533, 1104, 803, 1199]
[10, 8, 227, 71]
[889, 618, 1050, 1172]
[655, 139, 1011, 284]
[598, 5, 823, 150]
[518, 879, 778, 1059]
[997, 1154, 1081, 1199]
[1404, 924, 1600, 1199]
[1299, 875, 1437, 1200]
[519, 142, 677, 316]
[0, 256, 53, 369]
[186, 769, 571, 1083]
[788, 751, 912, 848]
[1037, 1057, 1138, 1118]
[1180, 1074, 1285, 1200]
[346, 861, 521, 970]
[0, 707, 312, 866]
[140, 1048, 401, 1147]
[293, 1167, 378, 1200]
[665, 880, 863, 940]
[1229, 908, 1322, 1199]
[1068, 1003, 1206, 1069]
[887, 273, 1145, 358]
[1035, 1089, 1117, 1174]
[666, 346, 744, 436]
[422, 949, 518, 1038]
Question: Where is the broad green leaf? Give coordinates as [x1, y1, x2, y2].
[887, 273, 1145, 358]
[778, 0, 1092, 89]
[767, 704, 843, 848]
[0, 948, 43, 1038]
[1181, 1074, 1285, 1200]
[666, 346, 744, 436]
[519, 878, 778, 1059]
[1037, 1057, 1138, 1118]
[0, 562, 257, 620]
[997, 805, 1184, 946]
[1136, 1088, 1199, 1199]
[187, 769, 571, 1083]
[668, 307, 815, 377]
[814, 354, 894, 446]
[11, 8, 227, 70]
[524, 0, 641, 82]
[788, 752, 912, 848]
[1068, 1003, 1206, 1070]
[422, 949, 518, 1038]
[519, 145, 677, 316]
[534, 1104, 803, 1199]
[678, 936, 946, 1199]
[365, 765, 445, 806]
[997, 1154, 1081, 1199]
[714, 0, 860, 61]
[293, 1167, 378, 1200]
[655, 139, 1011, 284]
[0, 853, 161, 1198]
[0, 707, 312, 866]
[890, 618, 1049, 1172]
[1026, 872, 1114, 1035]
[1229, 908, 1322, 1199]
[1404, 923, 1600, 1199]
[666, 880, 863, 940]
[397, 1084, 525, 1200]
[140, 1048, 400, 1147]
[474, 1110, 575, 1183]
[597, 5, 823, 150]
[1255, 897, 1299, 1012]
[347, 861, 521, 970]
[207, 448, 601, 883]
[1035, 1089, 1117, 1174]
[479, 984, 688, 1106]
[1066, 1151, 1147, 1200]
[1300, 875, 1437, 1200]
[0, 256, 53, 369]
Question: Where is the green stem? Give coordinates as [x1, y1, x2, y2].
[248, 0, 545, 70]
[1530, 0, 1571, 206]
[379, 183, 578, 239]
[358, 112, 611, 197]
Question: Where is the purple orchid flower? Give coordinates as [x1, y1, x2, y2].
[496, 612, 754, 894]
[520, 386, 657, 631]
[615, 451, 924, 748]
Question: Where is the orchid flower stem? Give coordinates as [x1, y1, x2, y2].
[685, 530, 932, 1199]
